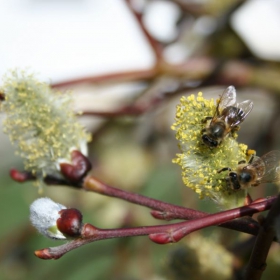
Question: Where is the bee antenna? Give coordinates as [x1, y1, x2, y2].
[218, 167, 231, 173]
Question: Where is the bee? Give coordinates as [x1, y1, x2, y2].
[202, 86, 253, 148]
[218, 150, 280, 190]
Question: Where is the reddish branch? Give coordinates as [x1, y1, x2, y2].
[9, 145, 277, 262]
[10, 168, 262, 236]
[125, 0, 163, 63]
[83, 175, 262, 235]
[51, 69, 157, 88]
[244, 194, 280, 280]
[50, 59, 280, 120]
[34, 196, 275, 260]
[3, 1, 280, 274]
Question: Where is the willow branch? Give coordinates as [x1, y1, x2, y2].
[10, 169, 262, 236]
[82, 176, 265, 236]
[35, 197, 275, 260]
[244, 194, 280, 280]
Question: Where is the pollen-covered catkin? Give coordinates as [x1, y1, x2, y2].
[0, 70, 91, 180]
[172, 92, 249, 208]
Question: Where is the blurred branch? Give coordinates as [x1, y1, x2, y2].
[82, 79, 194, 117]
[244, 194, 280, 279]
[50, 59, 280, 121]
[168, 0, 206, 16]
[51, 69, 157, 88]
[126, 0, 163, 63]
[80, 60, 280, 119]
[0, 91, 5, 101]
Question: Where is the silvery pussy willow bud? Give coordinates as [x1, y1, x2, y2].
[30, 197, 67, 240]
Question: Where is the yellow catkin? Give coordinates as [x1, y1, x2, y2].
[171, 91, 250, 208]
[1, 70, 91, 179]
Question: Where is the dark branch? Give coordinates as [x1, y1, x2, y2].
[244, 194, 280, 279]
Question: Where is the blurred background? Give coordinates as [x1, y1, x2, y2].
[1, 0, 280, 279]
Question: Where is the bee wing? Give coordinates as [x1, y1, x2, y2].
[230, 99, 253, 127]
[219, 86, 237, 109]
[211, 86, 236, 122]
[251, 150, 280, 183]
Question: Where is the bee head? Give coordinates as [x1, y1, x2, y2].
[228, 172, 241, 190]
[239, 171, 252, 184]
[202, 134, 219, 148]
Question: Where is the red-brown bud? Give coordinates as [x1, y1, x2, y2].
[150, 210, 174, 221]
[149, 233, 174, 244]
[252, 198, 267, 204]
[34, 248, 55, 260]
[150, 210, 166, 220]
[60, 150, 92, 183]
[10, 169, 35, 182]
[57, 208, 83, 237]
[244, 194, 253, 206]
[81, 223, 99, 238]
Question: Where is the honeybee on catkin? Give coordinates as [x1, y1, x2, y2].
[202, 86, 253, 148]
[218, 150, 280, 190]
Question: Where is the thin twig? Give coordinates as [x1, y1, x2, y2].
[125, 0, 163, 63]
[81, 80, 195, 117]
[51, 69, 157, 88]
[83, 176, 263, 236]
[34, 196, 275, 260]
[244, 193, 280, 279]
[10, 169, 261, 236]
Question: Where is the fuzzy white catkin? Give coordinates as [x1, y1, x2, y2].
[30, 197, 67, 240]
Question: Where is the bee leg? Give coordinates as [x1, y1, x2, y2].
[202, 116, 212, 123]
[238, 160, 246, 164]
[218, 167, 231, 173]
[231, 125, 240, 133]
[230, 126, 240, 138]
[248, 154, 255, 164]
[225, 177, 232, 189]
[246, 149, 256, 162]
[251, 181, 260, 187]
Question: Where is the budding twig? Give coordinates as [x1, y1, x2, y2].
[34, 196, 276, 260]
[83, 176, 263, 235]
[10, 168, 262, 236]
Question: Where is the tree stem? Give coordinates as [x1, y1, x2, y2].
[35, 196, 276, 260]
[244, 194, 280, 279]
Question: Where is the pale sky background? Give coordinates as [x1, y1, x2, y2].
[1, 0, 280, 170]
[1, 0, 280, 84]
[0, 0, 156, 83]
